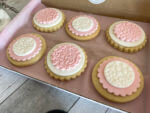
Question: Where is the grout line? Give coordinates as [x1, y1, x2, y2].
[105, 108, 110, 113]
[0, 76, 24, 97]
[67, 97, 80, 113]
[0, 79, 28, 106]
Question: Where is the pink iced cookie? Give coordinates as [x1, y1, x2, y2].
[106, 21, 146, 53]
[8, 34, 42, 61]
[114, 21, 142, 42]
[97, 57, 141, 96]
[33, 8, 65, 32]
[46, 43, 87, 79]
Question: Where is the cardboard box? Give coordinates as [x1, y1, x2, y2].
[42, 0, 150, 22]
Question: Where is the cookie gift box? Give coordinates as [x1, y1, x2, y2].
[0, 0, 150, 112]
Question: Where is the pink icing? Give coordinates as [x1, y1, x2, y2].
[97, 57, 141, 96]
[35, 8, 59, 24]
[51, 44, 81, 70]
[113, 22, 142, 42]
[8, 34, 42, 61]
[68, 15, 98, 36]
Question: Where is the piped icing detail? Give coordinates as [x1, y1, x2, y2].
[97, 57, 140, 96]
[68, 15, 98, 36]
[113, 22, 142, 42]
[51, 44, 81, 70]
[104, 61, 135, 88]
[35, 8, 59, 24]
[8, 34, 42, 61]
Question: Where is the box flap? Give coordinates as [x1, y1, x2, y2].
[42, 0, 150, 22]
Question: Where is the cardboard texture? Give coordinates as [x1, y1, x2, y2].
[42, 0, 150, 22]
[0, 0, 150, 113]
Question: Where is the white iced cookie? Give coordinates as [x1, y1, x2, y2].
[0, 9, 11, 31]
[94, 56, 143, 102]
[66, 15, 100, 41]
[7, 33, 46, 67]
[104, 60, 135, 88]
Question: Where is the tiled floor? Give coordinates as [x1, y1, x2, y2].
[0, 0, 125, 113]
[0, 67, 124, 113]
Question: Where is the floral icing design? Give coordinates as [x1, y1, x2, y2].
[8, 34, 42, 61]
[51, 44, 81, 70]
[113, 22, 142, 42]
[68, 15, 98, 36]
[35, 8, 59, 24]
[97, 57, 141, 96]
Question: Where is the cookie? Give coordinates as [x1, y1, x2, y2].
[92, 56, 144, 103]
[33, 8, 65, 32]
[106, 21, 147, 53]
[66, 15, 100, 41]
[7, 33, 46, 67]
[45, 42, 87, 81]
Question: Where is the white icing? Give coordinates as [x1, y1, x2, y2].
[33, 9, 62, 28]
[72, 16, 94, 32]
[88, 0, 106, 4]
[104, 61, 135, 88]
[109, 21, 146, 47]
[47, 43, 85, 76]
[12, 37, 36, 56]
[0, 9, 11, 31]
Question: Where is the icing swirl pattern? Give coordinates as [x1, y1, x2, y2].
[97, 57, 140, 96]
[68, 15, 98, 36]
[8, 34, 42, 61]
[113, 22, 142, 42]
[35, 8, 59, 24]
[51, 44, 81, 70]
